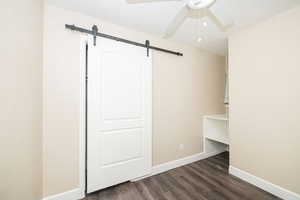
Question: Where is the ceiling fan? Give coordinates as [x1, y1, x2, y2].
[127, 0, 231, 38]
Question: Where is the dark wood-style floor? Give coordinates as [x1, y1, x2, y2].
[84, 152, 280, 200]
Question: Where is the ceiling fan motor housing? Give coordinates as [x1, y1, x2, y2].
[187, 0, 216, 9]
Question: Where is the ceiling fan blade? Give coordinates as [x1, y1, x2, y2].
[127, 0, 181, 4]
[206, 9, 228, 31]
[163, 6, 190, 38]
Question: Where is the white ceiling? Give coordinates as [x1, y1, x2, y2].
[47, 0, 300, 55]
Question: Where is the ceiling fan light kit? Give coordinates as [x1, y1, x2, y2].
[127, 0, 230, 38]
[187, 0, 216, 9]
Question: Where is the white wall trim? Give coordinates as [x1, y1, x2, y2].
[42, 188, 84, 200]
[132, 150, 225, 181]
[229, 166, 300, 200]
[44, 151, 224, 199]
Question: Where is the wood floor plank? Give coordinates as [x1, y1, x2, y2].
[134, 181, 155, 200]
[84, 152, 281, 200]
[142, 177, 169, 200]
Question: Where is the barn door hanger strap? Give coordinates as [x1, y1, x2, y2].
[92, 25, 98, 46]
[145, 40, 150, 57]
[65, 24, 183, 57]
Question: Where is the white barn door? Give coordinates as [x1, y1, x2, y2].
[87, 37, 152, 193]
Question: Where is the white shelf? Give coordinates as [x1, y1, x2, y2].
[203, 114, 229, 153]
[205, 135, 229, 145]
[204, 114, 228, 121]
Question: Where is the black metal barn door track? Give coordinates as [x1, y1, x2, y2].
[65, 24, 183, 57]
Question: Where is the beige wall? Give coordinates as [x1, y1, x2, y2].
[229, 6, 300, 195]
[44, 4, 225, 197]
[0, 1, 43, 200]
[152, 48, 226, 165]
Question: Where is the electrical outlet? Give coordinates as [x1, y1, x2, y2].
[179, 144, 185, 151]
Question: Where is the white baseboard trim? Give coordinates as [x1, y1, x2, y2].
[42, 188, 84, 200]
[43, 151, 224, 200]
[132, 150, 225, 182]
[229, 166, 300, 200]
